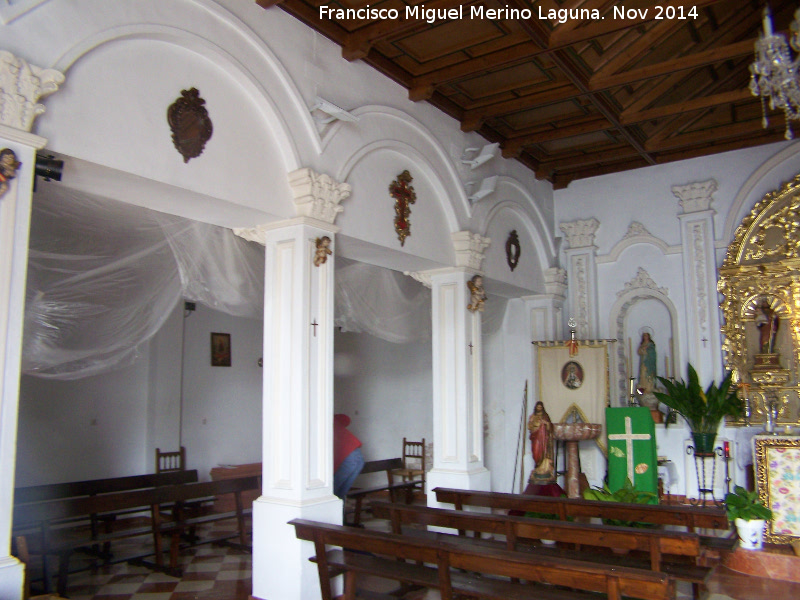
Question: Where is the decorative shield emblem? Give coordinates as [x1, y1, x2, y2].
[167, 88, 213, 163]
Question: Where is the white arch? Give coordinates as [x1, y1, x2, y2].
[51, 16, 320, 172]
[599, 234, 676, 264]
[331, 105, 471, 224]
[481, 198, 554, 279]
[338, 138, 461, 233]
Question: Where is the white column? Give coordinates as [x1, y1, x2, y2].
[236, 169, 349, 600]
[674, 180, 722, 384]
[523, 267, 567, 342]
[0, 50, 63, 600]
[410, 232, 491, 498]
[560, 219, 600, 339]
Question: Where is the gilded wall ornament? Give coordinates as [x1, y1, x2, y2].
[719, 173, 800, 427]
[506, 230, 521, 271]
[467, 275, 487, 313]
[389, 170, 416, 246]
[167, 88, 213, 163]
[0, 148, 21, 201]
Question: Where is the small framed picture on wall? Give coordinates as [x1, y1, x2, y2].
[211, 332, 231, 367]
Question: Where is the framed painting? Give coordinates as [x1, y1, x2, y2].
[211, 332, 231, 367]
[754, 435, 800, 543]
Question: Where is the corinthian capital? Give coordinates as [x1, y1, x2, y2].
[672, 179, 717, 213]
[451, 230, 491, 270]
[0, 50, 64, 131]
[559, 218, 599, 249]
[288, 167, 351, 224]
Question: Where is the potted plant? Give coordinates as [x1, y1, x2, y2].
[724, 485, 773, 550]
[654, 364, 743, 454]
[582, 478, 658, 527]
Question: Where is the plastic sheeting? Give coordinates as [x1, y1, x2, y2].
[23, 187, 264, 380]
[22, 187, 507, 380]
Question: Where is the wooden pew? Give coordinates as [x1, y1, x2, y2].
[14, 475, 259, 596]
[291, 517, 675, 600]
[370, 500, 710, 597]
[14, 470, 199, 504]
[345, 458, 422, 525]
[434, 486, 730, 533]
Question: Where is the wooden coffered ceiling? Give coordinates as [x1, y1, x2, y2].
[257, 0, 794, 188]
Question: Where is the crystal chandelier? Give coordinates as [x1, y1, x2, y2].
[750, 6, 800, 139]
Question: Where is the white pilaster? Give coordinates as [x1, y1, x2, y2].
[239, 168, 350, 600]
[412, 230, 491, 498]
[523, 267, 567, 342]
[0, 49, 62, 600]
[674, 180, 722, 383]
[560, 219, 600, 339]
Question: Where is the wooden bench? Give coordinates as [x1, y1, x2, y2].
[434, 487, 732, 535]
[14, 475, 259, 596]
[291, 517, 675, 600]
[345, 458, 422, 525]
[14, 470, 199, 504]
[371, 500, 710, 598]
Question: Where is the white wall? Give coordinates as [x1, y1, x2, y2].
[15, 301, 263, 487]
[554, 139, 800, 496]
[334, 330, 433, 486]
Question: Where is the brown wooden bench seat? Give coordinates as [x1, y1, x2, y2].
[291, 517, 675, 600]
[434, 486, 732, 535]
[370, 500, 710, 598]
[14, 475, 259, 596]
[14, 470, 199, 504]
[345, 458, 422, 525]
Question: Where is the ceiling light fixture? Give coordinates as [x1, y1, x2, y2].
[750, 6, 800, 139]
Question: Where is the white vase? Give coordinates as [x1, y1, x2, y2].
[735, 518, 766, 550]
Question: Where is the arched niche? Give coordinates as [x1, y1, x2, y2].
[609, 286, 680, 406]
[719, 173, 800, 426]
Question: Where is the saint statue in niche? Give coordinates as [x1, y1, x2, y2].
[755, 298, 780, 354]
[528, 401, 555, 483]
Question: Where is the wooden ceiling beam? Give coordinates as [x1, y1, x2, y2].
[537, 146, 642, 172]
[460, 83, 579, 130]
[508, 0, 656, 165]
[341, 0, 465, 61]
[621, 88, 754, 124]
[409, 42, 540, 101]
[592, 19, 685, 80]
[548, 0, 726, 48]
[590, 38, 755, 91]
[502, 117, 611, 156]
[645, 118, 776, 152]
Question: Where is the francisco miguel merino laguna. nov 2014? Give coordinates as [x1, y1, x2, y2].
[318, 5, 699, 24]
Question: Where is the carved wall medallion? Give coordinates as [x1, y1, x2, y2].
[0, 148, 21, 201]
[167, 88, 213, 162]
[505, 230, 521, 271]
[389, 170, 416, 246]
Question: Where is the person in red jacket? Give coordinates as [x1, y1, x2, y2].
[333, 413, 364, 499]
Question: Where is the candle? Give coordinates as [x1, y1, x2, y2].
[665, 356, 669, 379]
[724, 441, 730, 458]
[629, 376, 635, 397]
[763, 7, 773, 36]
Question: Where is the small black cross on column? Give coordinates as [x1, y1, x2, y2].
[468, 342, 474, 355]
[701, 336, 708, 348]
[311, 320, 319, 337]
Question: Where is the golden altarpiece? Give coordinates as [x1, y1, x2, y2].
[718, 174, 800, 428]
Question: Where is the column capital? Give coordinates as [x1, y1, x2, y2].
[405, 266, 478, 290]
[543, 267, 567, 300]
[451, 230, 490, 270]
[288, 167, 350, 224]
[672, 179, 717, 214]
[559, 218, 599, 249]
[233, 217, 338, 245]
[0, 50, 64, 132]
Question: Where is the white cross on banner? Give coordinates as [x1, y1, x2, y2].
[608, 416, 652, 482]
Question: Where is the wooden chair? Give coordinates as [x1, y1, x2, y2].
[15, 535, 67, 600]
[392, 438, 426, 489]
[156, 447, 186, 473]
